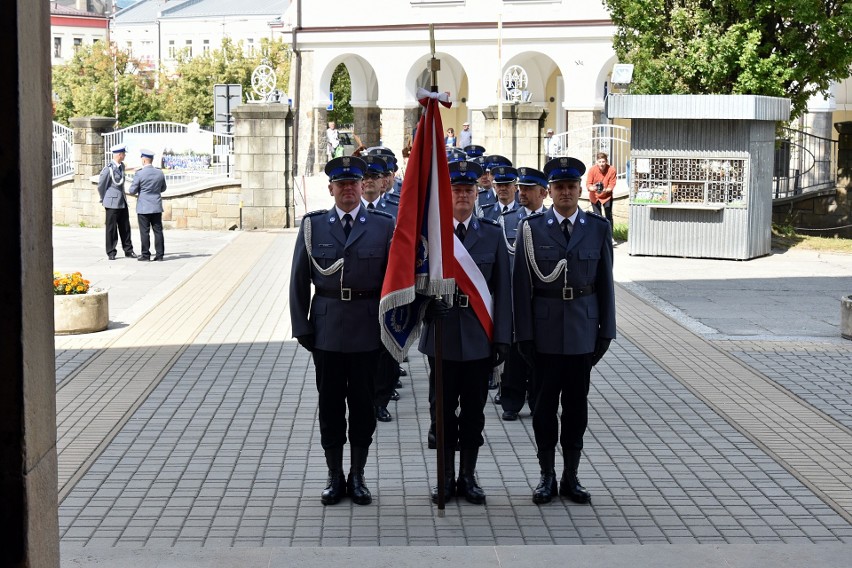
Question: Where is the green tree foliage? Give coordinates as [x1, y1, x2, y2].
[160, 37, 291, 126]
[52, 43, 162, 125]
[329, 63, 353, 126]
[604, 0, 852, 118]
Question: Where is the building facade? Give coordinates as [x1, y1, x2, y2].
[50, 3, 109, 65]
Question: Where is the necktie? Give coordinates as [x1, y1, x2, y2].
[342, 213, 352, 238]
[368, 202, 375, 210]
[561, 218, 572, 245]
[455, 223, 466, 243]
[502, 205, 509, 214]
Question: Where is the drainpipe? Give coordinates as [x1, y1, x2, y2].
[291, 0, 302, 178]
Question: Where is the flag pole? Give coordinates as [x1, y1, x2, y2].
[428, 24, 447, 516]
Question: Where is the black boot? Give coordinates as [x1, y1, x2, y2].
[427, 422, 436, 449]
[559, 449, 591, 504]
[431, 447, 456, 503]
[456, 448, 486, 504]
[532, 449, 557, 504]
[321, 447, 346, 505]
[347, 446, 373, 505]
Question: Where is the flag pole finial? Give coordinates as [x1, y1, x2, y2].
[428, 24, 440, 92]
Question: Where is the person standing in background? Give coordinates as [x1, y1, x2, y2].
[97, 143, 137, 260]
[326, 121, 340, 160]
[586, 152, 617, 235]
[127, 149, 167, 262]
[445, 127, 457, 147]
[459, 121, 472, 148]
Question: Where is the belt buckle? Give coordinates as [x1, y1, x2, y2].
[562, 287, 574, 301]
[457, 294, 469, 308]
[341, 288, 352, 301]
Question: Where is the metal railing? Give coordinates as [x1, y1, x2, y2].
[552, 124, 632, 184]
[102, 121, 234, 188]
[52, 121, 74, 180]
[773, 127, 837, 199]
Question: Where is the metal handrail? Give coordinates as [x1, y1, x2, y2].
[773, 127, 837, 199]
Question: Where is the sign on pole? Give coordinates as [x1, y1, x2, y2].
[327, 92, 334, 111]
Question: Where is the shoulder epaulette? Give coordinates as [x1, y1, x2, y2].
[500, 208, 516, 217]
[523, 211, 545, 221]
[304, 209, 327, 217]
[585, 211, 608, 223]
[478, 217, 500, 227]
[480, 202, 497, 210]
[367, 209, 394, 219]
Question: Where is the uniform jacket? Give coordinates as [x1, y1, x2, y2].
[290, 208, 395, 353]
[128, 165, 167, 214]
[480, 201, 518, 222]
[97, 161, 128, 210]
[375, 194, 399, 218]
[513, 208, 616, 355]
[476, 187, 496, 208]
[418, 217, 512, 361]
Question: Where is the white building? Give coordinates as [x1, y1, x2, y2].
[112, 0, 288, 74]
[50, 3, 109, 65]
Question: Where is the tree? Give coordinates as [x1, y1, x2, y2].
[52, 43, 162, 125]
[160, 37, 291, 126]
[329, 63, 353, 126]
[604, 0, 852, 118]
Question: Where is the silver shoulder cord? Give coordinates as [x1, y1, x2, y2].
[498, 213, 515, 256]
[522, 221, 568, 286]
[110, 164, 124, 186]
[303, 216, 345, 287]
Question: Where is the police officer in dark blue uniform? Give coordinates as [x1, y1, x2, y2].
[419, 159, 512, 505]
[498, 167, 549, 421]
[479, 165, 519, 222]
[290, 156, 396, 506]
[513, 157, 616, 505]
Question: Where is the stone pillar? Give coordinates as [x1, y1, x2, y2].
[481, 103, 548, 167]
[565, 109, 596, 164]
[68, 116, 115, 227]
[1, 0, 60, 566]
[353, 106, 381, 148]
[379, 107, 420, 158]
[232, 103, 295, 229]
[469, 108, 487, 150]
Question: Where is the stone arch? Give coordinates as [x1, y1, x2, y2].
[317, 53, 378, 109]
[502, 51, 563, 132]
[403, 51, 470, 140]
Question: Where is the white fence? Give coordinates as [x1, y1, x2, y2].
[102, 121, 234, 188]
[52, 122, 74, 180]
[552, 124, 632, 186]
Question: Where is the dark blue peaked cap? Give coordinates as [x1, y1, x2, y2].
[543, 156, 586, 182]
[325, 156, 368, 181]
[463, 144, 486, 158]
[448, 160, 483, 184]
[447, 147, 468, 163]
[516, 167, 548, 188]
[362, 155, 388, 175]
[491, 166, 518, 183]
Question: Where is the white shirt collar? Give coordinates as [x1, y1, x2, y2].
[336, 204, 361, 221]
[453, 214, 473, 230]
[552, 208, 579, 226]
[361, 197, 381, 208]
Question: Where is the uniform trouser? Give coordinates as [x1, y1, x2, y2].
[532, 352, 592, 453]
[138, 213, 164, 259]
[427, 356, 491, 450]
[592, 199, 613, 225]
[373, 345, 399, 407]
[500, 343, 535, 413]
[313, 349, 378, 450]
[105, 207, 133, 256]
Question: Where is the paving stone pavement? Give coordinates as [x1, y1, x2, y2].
[54, 227, 852, 566]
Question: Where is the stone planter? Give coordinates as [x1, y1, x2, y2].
[54, 288, 109, 335]
[842, 295, 852, 340]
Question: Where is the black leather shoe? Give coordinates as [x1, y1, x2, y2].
[395, 378, 403, 388]
[108, 254, 116, 260]
[501, 410, 518, 421]
[321, 472, 346, 505]
[125, 252, 138, 258]
[494, 393, 502, 405]
[390, 390, 400, 401]
[532, 471, 558, 504]
[398, 366, 407, 377]
[427, 424, 436, 449]
[488, 376, 498, 390]
[153, 256, 164, 261]
[559, 471, 591, 503]
[376, 406, 392, 422]
[138, 256, 150, 262]
[431, 477, 456, 504]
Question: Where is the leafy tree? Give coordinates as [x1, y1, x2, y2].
[52, 43, 162, 125]
[604, 0, 852, 118]
[329, 63, 353, 126]
[160, 37, 291, 126]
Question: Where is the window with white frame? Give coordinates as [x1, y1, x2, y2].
[54, 37, 62, 58]
[203, 39, 210, 55]
[186, 39, 192, 57]
[247, 38, 255, 55]
[168, 40, 175, 59]
[73, 37, 82, 51]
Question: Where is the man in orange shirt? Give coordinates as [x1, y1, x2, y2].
[586, 152, 616, 233]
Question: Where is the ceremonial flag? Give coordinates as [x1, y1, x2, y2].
[379, 88, 494, 361]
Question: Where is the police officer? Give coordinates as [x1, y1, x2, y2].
[419, 159, 512, 505]
[127, 149, 167, 261]
[97, 143, 137, 260]
[498, 167, 549, 421]
[289, 156, 395, 506]
[480, 165, 519, 221]
[512, 157, 616, 505]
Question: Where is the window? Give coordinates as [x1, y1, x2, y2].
[247, 38, 255, 55]
[185, 39, 192, 58]
[126, 41, 132, 56]
[73, 37, 82, 51]
[202, 39, 210, 55]
[168, 40, 175, 59]
[53, 37, 62, 58]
